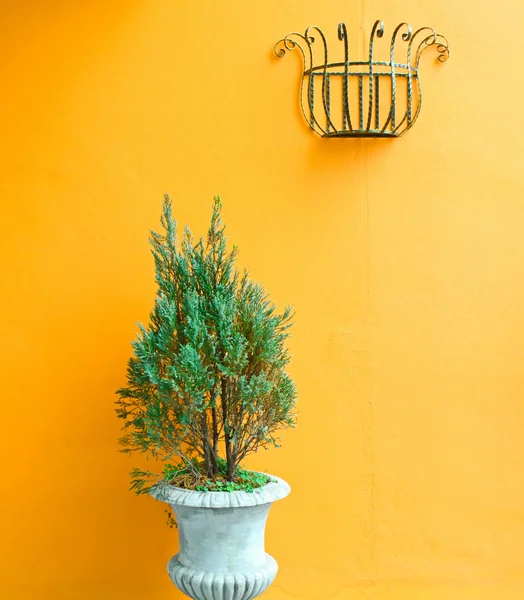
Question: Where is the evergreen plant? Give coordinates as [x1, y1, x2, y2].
[116, 196, 296, 494]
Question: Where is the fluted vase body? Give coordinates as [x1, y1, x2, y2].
[151, 475, 290, 600]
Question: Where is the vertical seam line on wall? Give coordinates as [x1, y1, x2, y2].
[357, 0, 377, 584]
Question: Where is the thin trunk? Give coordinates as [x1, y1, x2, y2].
[211, 405, 219, 472]
[201, 414, 213, 478]
[232, 379, 242, 473]
[208, 449, 218, 476]
[205, 384, 218, 477]
[221, 379, 235, 481]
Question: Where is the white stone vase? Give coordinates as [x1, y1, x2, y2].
[151, 475, 290, 600]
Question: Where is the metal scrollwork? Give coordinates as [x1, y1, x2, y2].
[274, 18, 450, 138]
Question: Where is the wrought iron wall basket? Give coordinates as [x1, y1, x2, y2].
[274, 20, 450, 138]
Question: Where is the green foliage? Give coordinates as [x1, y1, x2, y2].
[116, 195, 297, 494]
[161, 457, 273, 493]
[194, 470, 272, 493]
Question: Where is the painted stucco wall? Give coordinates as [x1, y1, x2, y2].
[1, 1, 524, 599]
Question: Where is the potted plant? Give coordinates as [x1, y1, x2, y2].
[116, 196, 297, 600]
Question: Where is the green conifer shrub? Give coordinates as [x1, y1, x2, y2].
[116, 196, 296, 494]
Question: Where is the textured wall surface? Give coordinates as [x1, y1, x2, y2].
[1, 1, 524, 599]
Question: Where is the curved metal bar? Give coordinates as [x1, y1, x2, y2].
[388, 23, 412, 132]
[405, 28, 416, 125]
[416, 32, 449, 67]
[274, 32, 328, 136]
[408, 27, 437, 70]
[306, 26, 338, 134]
[390, 99, 414, 136]
[366, 20, 385, 131]
[380, 111, 393, 134]
[404, 29, 434, 130]
[397, 77, 422, 137]
[405, 35, 440, 136]
[415, 32, 449, 71]
[338, 22, 354, 132]
[406, 31, 449, 135]
[405, 59, 428, 134]
[390, 23, 413, 135]
[435, 34, 450, 63]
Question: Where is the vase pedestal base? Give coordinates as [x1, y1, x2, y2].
[167, 553, 278, 600]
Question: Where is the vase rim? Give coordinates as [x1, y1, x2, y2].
[150, 473, 290, 509]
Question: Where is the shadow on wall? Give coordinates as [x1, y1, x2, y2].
[268, 46, 394, 172]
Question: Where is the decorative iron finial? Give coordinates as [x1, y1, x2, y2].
[275, 19, 450, 138]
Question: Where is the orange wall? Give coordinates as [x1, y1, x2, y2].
[2, 1, 524, 599]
